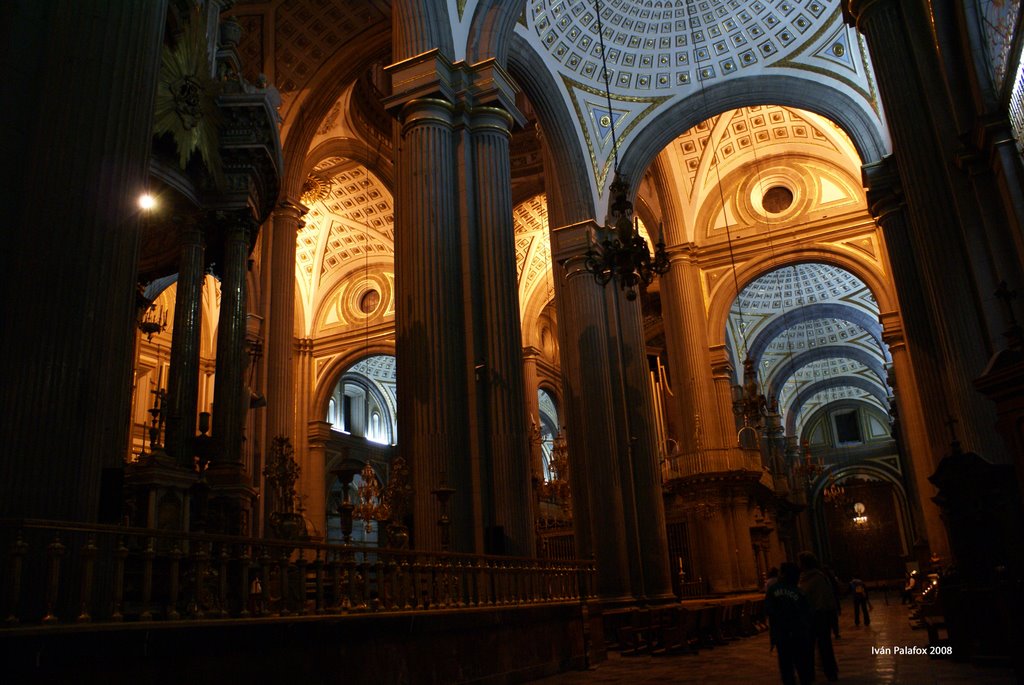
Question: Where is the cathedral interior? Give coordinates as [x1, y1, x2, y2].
[2, 0, 1023, 683]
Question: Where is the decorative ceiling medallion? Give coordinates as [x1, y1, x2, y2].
[300, 173, 333, 206]
[153, 6, 223, 184]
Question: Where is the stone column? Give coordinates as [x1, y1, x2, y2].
[691, 493, 739, 593]
[727, 491, 759, 590]
[293, 337, 315, 518]
[386, 79, 470, 552]
[468, 102, 535, 556]
[660, 254, 727, 454]
[305, 419, 333, 541]
[846, 0, 1006, 462]
[0, 1, 167, 520]
[550, 221, 631, 603]
[165, 220, 207, 467]
[864, 157, 951, 557]
[211, 214, 254, 469]
[710, 346, 739, 440]
[523, 347, 544, 481]
[609, 287, 674, 601]
[265, 200, 306, 448]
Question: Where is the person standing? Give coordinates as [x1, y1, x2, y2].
[850, 577, 872, 626]
[799, 551, 839, 682]
[766, 562, 814, 685]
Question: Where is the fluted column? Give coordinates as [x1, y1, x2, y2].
[710, 346, 739, 439]
[522, 347, 544, 481]
[293, 337, 315, 517]
[211, 214, 254, 469]
[550, 221, 631, 603]
[390, 94, 470, 552]
[468, 104, 535, 556]
[846, 0, 1006, 461]
[265, 200, 306, 447]
[165, 220, 207, 467]
[609, 289, 674, 601]
[661, 253, 729, 453]
[881, 316, 950, 560]
[304, 419, 332, 541]
[0, 1, 166, 520]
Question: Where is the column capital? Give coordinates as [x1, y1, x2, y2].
[709, 344, 734, 378]
[384, 49, 459, 114]
[862, 155, 905, 221]
[550, 219, 600, 273]
[879, 310, 906, 347]
[275, 197, 309, 222]
[464, 58, 526, 127]
[522, 345, 543, 361]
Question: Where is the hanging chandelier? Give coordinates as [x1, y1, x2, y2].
[584, 176, 670, 300]
[581, 0, 669, 301]
[822, 473, 846, 504]
[793, 440, 824, 484]
[353, 462, 389, 534]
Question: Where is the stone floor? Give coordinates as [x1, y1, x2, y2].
[529, 597, 1017, 684]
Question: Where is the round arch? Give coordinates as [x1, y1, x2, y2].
[304, 138, 395, 190]
[465, 0, 526, 65]
[798, 398, 894, 448]
[706, 249, 898, 353]
[745, 303, 888, 370]
[767, 345, 888, 400]
[810, 462, 915, 563]
[278, 26, 391, 202]
[785, 377, 890, 437]
[507, 33, 595, 227]
[312, 343, 397, 423]
[618, 74, 889, 197]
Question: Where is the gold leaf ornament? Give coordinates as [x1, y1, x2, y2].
[153, 7, 223, 185]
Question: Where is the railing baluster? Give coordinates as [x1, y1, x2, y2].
[216, 542, 229, 618]
[77, 533, 97, 622]
[277, 548, 290, 617]
[42, 534, 65, 624]
[167, 542, 182, 620]
[314, 549, 325, 615]
[140, 536, 155, 621]
[5, 531, 28, 625]
[329, 550, 342, 613]
[111, 534, 127, 622]
[238, 544, 252, 618]
[295, 554, 308, 616]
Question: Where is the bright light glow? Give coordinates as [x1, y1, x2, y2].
[138, 194, 156, 210]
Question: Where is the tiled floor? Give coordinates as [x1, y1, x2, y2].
[529, 598, 1017, 684]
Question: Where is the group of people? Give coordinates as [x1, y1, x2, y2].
[764, 552, 874, 684]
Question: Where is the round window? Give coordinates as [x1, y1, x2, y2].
[762, 185, 794, 213]
[359, 289, 380, 314]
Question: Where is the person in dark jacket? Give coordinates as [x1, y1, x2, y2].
[850, 577, 872, 626]
[799, 551, 839, 682]
[766, 562, 814, 685]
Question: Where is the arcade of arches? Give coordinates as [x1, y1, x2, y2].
[3, 0, 1024, 681]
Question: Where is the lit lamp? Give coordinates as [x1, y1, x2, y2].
[852, 502, 868, 526]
